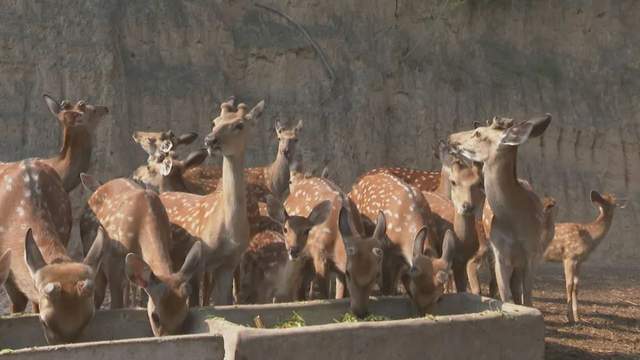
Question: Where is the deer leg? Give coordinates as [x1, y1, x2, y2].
[493, 253, 514, 303]
[94, 269, 107, 309]
[382, 256, 401, 295]
[466, 255, 482, 295]
[107, 268, 124, 309]
[233, 268, 241, 304]
[335, 274, 347, 299]
[202, 271, 214, 306]
[311, 255, 329, 299]
[4, 277, 28, 313]
[212, 268, 235, 306]
[563, 258, 576, 323]
[453, 260, 467, 293]
[572, 262, 581, 322]
[522, 261, 535, 307]
[189, 272, 202, 307]
[509, 267, 523, 305]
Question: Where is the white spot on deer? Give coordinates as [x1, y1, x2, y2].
[16, 207, 25, 217]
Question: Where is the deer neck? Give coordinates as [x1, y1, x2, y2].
[453, 211, 477, 244]
[46, 127, 93, 191]
[482, 148, 524, 218]
[221, 152, 247, 229]
[159, 172, 187, 193]
[265, 151, 290, 200]
[584, 205, 614, 242]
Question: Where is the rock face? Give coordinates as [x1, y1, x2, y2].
[0, 1, 637, 265]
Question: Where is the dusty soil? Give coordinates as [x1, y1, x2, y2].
[1, 264, 638, 358]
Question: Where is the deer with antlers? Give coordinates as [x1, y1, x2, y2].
[0, 160, 106, 343]
[79, 175, 202, 335]
[449, 114, 552, 306]
[36, 95, 109, 192]
[158, 98, 264, 306]
[544, 191, 621, 323]
[267, 175, 385, 318]
[350, 172, 455, 315]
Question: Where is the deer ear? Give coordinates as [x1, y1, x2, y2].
[160, 157, 173, 176]
[338, 206, 356, 251]
[275, 121, 284, 134]
[245, 100, 265, 122]
[308, 200, 331, 226]
[590, 190, 604, 203]
[177, 132, 198, 145]
[184, 149, 208, 169]
[178, 241, 202, 281]
[501, 114, 551, 146]
[472, 121, 482, 129]
[372, 211, 387, 246]
[44, 94, 61, 116]
[294, 120, 303, 132]
[80, 173, 101, 193]
[412, 227, 428, 260]
[84, 227, 106, 272]
[25, 229, 47, 276]
[266, 194, 288, 225]
[0, 250, 11, 286]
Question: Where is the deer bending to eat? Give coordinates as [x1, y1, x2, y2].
[0, 160, 105, 343]
[544, 191, 621, 323]
[449, 114, 552, 306]
[79, 176, 202, 336]
[39, 95, 109, 192]
[158, 98, 265, 306]
[350, 172, 455, 315]
[267, 175, 385, 318]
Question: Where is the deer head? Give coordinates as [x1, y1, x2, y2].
[125, 241, 202, 336]
[44, 95, 109, 134]
[337, 207, 385, 318]
[0, 249, 10, 287]
[407, 228, 455, 316]
[275, 120, 302, 160]
[266, 195, 332, 259]
[204, 98, 265, 157]
[132, 130, 198, 156]
[25, 228, 106, 344]
[448, 115, 552, 163]
[590, 190, 623, 211]
[447, 154, 484, 216]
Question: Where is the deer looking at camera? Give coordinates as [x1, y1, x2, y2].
[0, 160, 106, 344]
[79, 175, 202, 336]
[449, 114, 552, 306]
[158, 98, 264, 306]
[37, 95, 109, 192]
[349, 172, 454, 315]
[544, 191, 621, 323]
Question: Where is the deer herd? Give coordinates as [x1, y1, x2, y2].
[0, 94, 623, 344]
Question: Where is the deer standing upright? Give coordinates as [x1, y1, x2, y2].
[0, 160, 105, 343]
[449, 115, 552, 306]
[544, 191, 621, 322]
[159, 98, 264, 306]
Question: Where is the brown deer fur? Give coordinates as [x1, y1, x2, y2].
[159, 98, 265, 306]
[449, 115, 552, 306]
[544, 191, 619, 323]
[79, 176, 202, 336]
[0, 160, 105, 343]
[237, 230, 288, 304]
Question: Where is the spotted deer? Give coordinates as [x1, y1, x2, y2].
[0, 250, 10, 288]
[449, 114, 552, 306]
[182, 120, 302, 202]
[79, 175, 202, 335]
[0, 160, 106, 343]
[131, 130, 199, 189]
[138, 149, 209, 193]
[38, 95, 109, 192]
[237, 230, 288, 304]
[158, 98, 265, 306]
[350, 173, 454, 315]
[544, 191, 621, 323]
[267, 177, 385, 318]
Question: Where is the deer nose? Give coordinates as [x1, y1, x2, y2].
[462, 202, 475, 214]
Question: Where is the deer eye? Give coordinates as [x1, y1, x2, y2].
[283, 228, 288, 234]
[450, 180, 457, 186]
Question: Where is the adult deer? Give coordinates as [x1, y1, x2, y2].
[159, 98, 264, 306]
[350, 172, 454, 315]
[39, 95, 109, 192]
[79, 175, 202, 336]
[449, 114, 552, 306]
[0, 160, 105, 343]
[544, 191, 621, 323]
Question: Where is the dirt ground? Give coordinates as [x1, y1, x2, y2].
[1, 263, 638, 358]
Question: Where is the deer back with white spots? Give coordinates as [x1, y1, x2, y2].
[0, 160, 106, 344]
[80, 176, 202, 336]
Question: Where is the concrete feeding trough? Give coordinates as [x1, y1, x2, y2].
[206, 294, 544, 360]
[0, 294, 543, 360]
